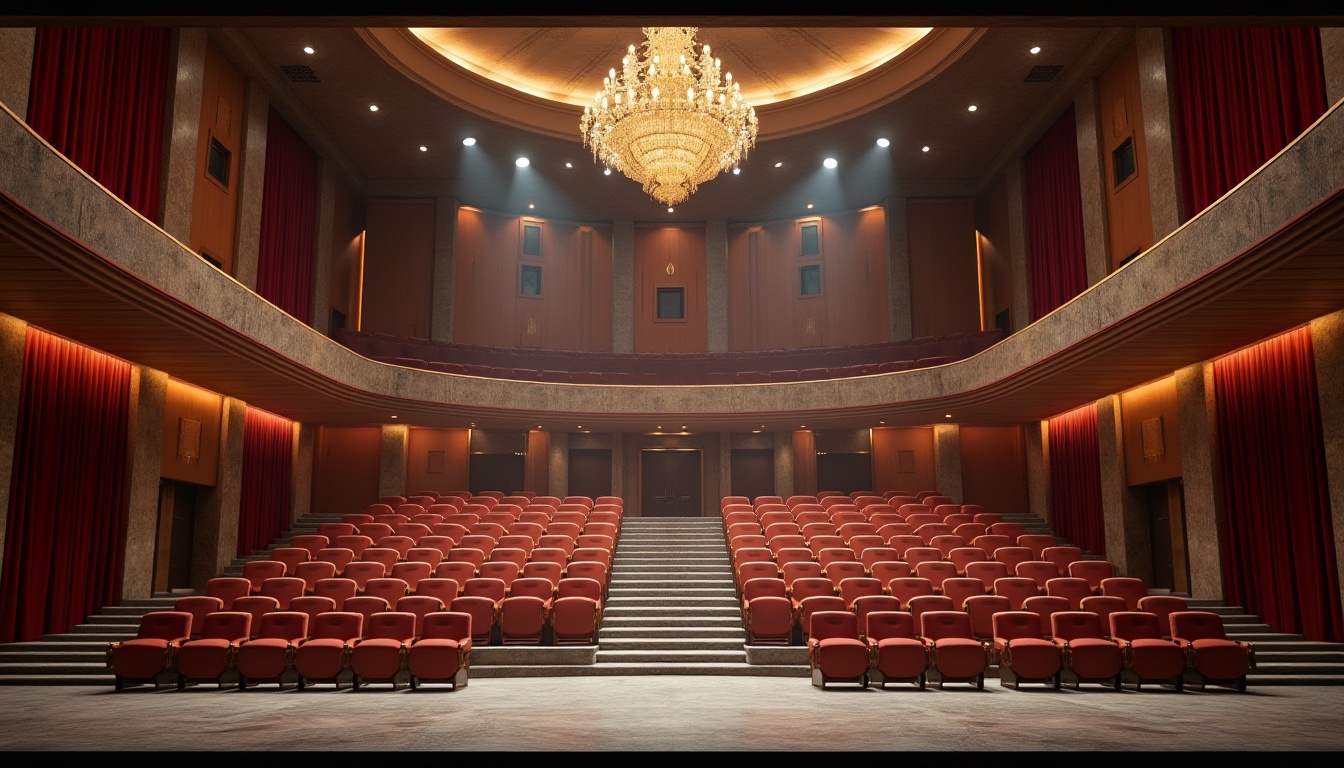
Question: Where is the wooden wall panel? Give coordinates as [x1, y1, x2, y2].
[959, 425, 1030, 517]
[1120, 376, 1182, 485]
[975, 177, 1014, 331]
[327, 174, 364, 332]
[187, 41, 245, 274]
[908, 198, 980, 338]
[634, 225, 707, 353]
[312, 425, 382, 517]
[361, 199, 436, 338]
[792, 429, 817, 497]
[160, 378, 222, 486]
[821, 207, 889, 347]
[1098, 39, 1154, 270]
[871, 426, 936, 496]
[406, 427, 470, 496]
[525, 429, 550, 495]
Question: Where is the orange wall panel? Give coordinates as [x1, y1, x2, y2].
[406, 427, 470, 496]
[361, 199, 436, 338]
[975, 177, 1014, 331]
[187, 41, 246, 274]
[792, 430, 817, 497]
[327, 176, 364, 331]
[908, 198, 980, 338]
[1120, 376, 1182, 485]
[312, 426, 382, 517]
[634, 225, 707, 353]
[870, 427, 936, 496]
[159, 379, 223, 486]
[959, 425, 1030, 517]
[1098, 40, 1154, 270]
[525, 429, 550, 495]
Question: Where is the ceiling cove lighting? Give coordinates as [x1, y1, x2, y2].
[580, 27, 758, 207]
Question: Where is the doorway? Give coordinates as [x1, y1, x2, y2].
[469, 453, 526, 495]
[816, 452, 873, 496]
[569, 448, 613, 499]
[1146, 479, 1190, 593]
[640, 449, 702, 517]
[154, 479, 198, 593]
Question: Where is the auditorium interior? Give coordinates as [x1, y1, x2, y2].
[1, 15, 1344, 752]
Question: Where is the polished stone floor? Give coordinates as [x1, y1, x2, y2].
[2, 676, 1343, 751]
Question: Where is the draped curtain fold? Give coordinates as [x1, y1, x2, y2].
[256, 107, 319, 324]
[1213, 327, 1342, 642]
[1169, 27, 1327, 222]
[26, 26, 171, 222]
[1, 329, 132, 643]
[236, 407, 295, 558]
[1047, 403, 1106, 557]
[1024, 106, 1088, 322]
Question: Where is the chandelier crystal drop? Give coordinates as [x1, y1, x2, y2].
[580, 27, 758, 207]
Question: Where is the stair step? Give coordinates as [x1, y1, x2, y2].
[599, 627, 746, 639]
[595, 650, 747, 663]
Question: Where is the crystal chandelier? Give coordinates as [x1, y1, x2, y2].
[580, 27, 758, 207]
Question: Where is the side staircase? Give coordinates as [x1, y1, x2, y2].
[1, 510, 1343, 685]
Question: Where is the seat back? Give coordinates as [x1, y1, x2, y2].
[293, 560, 338, 592]
[315, 523, 356, 540]
[206, 577, 253, 610]
[419, 611, 473, 643]
[1050, 610, 1108, 641]
[343, 595, 392, 622]
[1041, 545, 1083, 574]
[259, 576, 307, 609]
[992, 576, 1041, 610]
[390, 561, 434, 591]
[1136, 595, 1189, 638]
[1079, 595, 1129, 631]
[914, 560, 958, 591]
[742, 577, 789, 603]
[334, 535, 375, 557]
[254, 610, 310, 642]
[1100, 576, 1148, 611]
[415, 577, 462, 605]
[361, 611, 417, 643]
[940, 577, 986, 610]
[194, 610, 252, 642]
[1109, 610, 1165, 642]
[241, 560, 287, 591]
[1168, 610, 1230, 642]
[920, 610, 974, 642]
[360, 547, 401, 572]
[837, 577, 885, 608]
[1016, 533, 1056, 559]
[435, 560, 480, 585]
[270, 547, 311, 575]
[462, 577, 508, 604]
[1045, 576, 1094, 610]
[864, 610, 918, 642]
[963, 560, 1011, 591]
[231, 596, 280, 637]
[1015, 560, 1061, 589]
[1022, 595, 1071, 634]
[173, 595, 224, 637]
[395, 595, 447, 638]
[808, 610, 862, 643]
[406, 546, 446, 567]
[557, 576, 604, 603]
[509, 577, 556, 602]
[964, 594, 1013, 639]
[887, 577, 936, 608]
[342, 561, 387, 592]
[992, 610, 1047, 642]
[563, 561, 609, 590]
[287, 596, 338, 625]
[312, 578, 357, 609]
[992, 546, 1033, 573]
[868, 560, 912, 586]
[1068, 560, 1116, 592]
[289, 534, 332, 558]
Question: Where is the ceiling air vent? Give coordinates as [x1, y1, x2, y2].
[280, 65, 321, 83]
[1024, 65, 1063, 83]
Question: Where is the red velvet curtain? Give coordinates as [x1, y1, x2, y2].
[236, 407, 294, 558]
[1024, 106, 1088, 323]
[1213, 327, 1341, 642]
[1169, 27, 1327, 222]
[1, 329, 131, 643]
[1047, 403, 1106, 556]
[256, 107, 319, 325]
[26, 27, 171, 222]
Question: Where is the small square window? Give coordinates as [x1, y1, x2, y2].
[656, 287, 685, 320]
[1113, 138, 1136, 187]
[520, 264, 542, 296]
[800, 223, 820, 256]
[522, 223, 542, 257]
[800, 264, 822, 296]
[206, 138, 231, 187]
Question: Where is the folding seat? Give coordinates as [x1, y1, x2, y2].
[549, 517, 587, 538]
[1015, 560, 1062, 591]
[1068, 560, 1115, 594]
[389, 560, 435, 594]
[915, 560, 959, 593]
[963, 594, 1012, 641]
[797, 595, 849, 644]
[376, 535, 416, 560]
[587, 509, 622, 528]
[529, 546, 571, 568]
[414, 577, 462, 605]
[1137, 595, 1189, 639]
[741, 579, 794, 645]
[865, 611, 928, 689]
[259, 576, 307, 610]
[436, 559, 481, 586]
[342, 561, 388, 593]
[291, 534, 333, 558]
[838, 577, 886, 610]
[887, 576, 937, 610]
[794, 511, 831, 529]
[490, 547, 531, 570]
[174, 611, 253, 689]
[992, 610, 1062, 690]
[951, 523, 987, 542]
[755, 495, 787, 510]
[287, 596, 336, 627]
[806, 534, 846, 559]
[885, 534, 926, 558]
[563, 561, 610, 596]
[786, 494, 818, 510]
[929, 534, 966, 558]
[940, 577, 986, 610]
[395, 594, 448, 640]
[312, 577, 358, 609]
[972, 512, 1003, 527]
[828, 510, 865, 527]
[571, 547, 613, 572]
[1022, 595, 1071, 637]
[452, 578, 508, 644]
[852, 595, 903, 640]
[992, 576, 1041, 610]
[443, 513, 481, 529]
[1045, 576, 1094, 610]
[1080, 595, 1129, 632]
[506, 521, 546, 546]
[903, 546, 943, 571]
[430, 522, 470, 544]
[735, 560, 783, 596]
[987, 521, 1026, 540]
[344, 595, 393, 625]
[902, 512, 939, 528]
[907, 594, 956, 630]
[808, 611, 870, 689]
[1100, 577, 1149, 611]
[468, 523, 507, 543]
[499, 577, 556, 644]
[788, 576, 838, 615]
[726, 522, 764, 542]
[313, 547, 356, 576]
[230, 596, 280, 638]
[576, 534, 616, 552]
[867, 514, 904, 534]
[357, 522, 396, 542]
[583, 521, 620, 541]
[920, 610, 990, 689]
[477, 560, 521, 592]
[272, 546, 314, 575]
[993, 546, 1034, 576]
[382, 510, 415, 525]
[314, 524, 354, 542]
[821, 560, 867, 593]
[537, 535, 577, 556]
[963, 560, 1011, 593]
[233, 610, 310, 690]
[942, 513, 973, 528]
[551, 577, 604, 645]
[970, 534, 1013, 554]
[334, 534, 375, 557]
[405, 546, 445, 569]
[445, 547, 488, 574]
[1016, 534, 1056, 560]
[1110, 611, 1187, 691]
[108, 612, 195, 690]
[293, 560, 338, 594]
[347, 611, 417, 690]
[1041, 545, 1083, 575]
[763, 520, 801, 540]
[846, 535, 887, 558]
[836, 521, 878, 544]
[767, 534, 808, 556]
[342, 513, 376, 527]
[173, 595, 224, 638]
[521, 560, 565, 590]
[780, 560, 824, 589]
[947, 546, 989, 576]
[724, 509, 759, 528]
[773, 547, 816, 574]
[858, 547, 902, 574]
[1051, 611, 1124, 690]
[411, 513, 446, 528]
[1169, 611, 1255, 691]
[868, 560, 912, 589]
[922, 496, 954, 512]
[241, 560, 287, 594]
[394, 522, 433, 543]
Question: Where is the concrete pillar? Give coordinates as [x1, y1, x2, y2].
[160, 28, 206, 241]
[121, 366, 168, 599]
[719, 432, 733, 501]
[1096, 394, 1152, 582]
[706, 219, 729, 353]
[548, 430, 569, 500]
[933, 424, 963, 503]
[310, 157, 336, 333]
[1074, 81, 1112, 287]
[611, 432, 627, 506]
[1310, 309, 1344, 627]
[431, 197, 459, 342]
[194, 397, 245, 589]
[1175, 362, 1225, 600]
[884, 196, 913, 341]
[0, 28, 35, 131]
[1135, 28, 1184, 238]
[1005, 158, 1031, 332]
[612, 220, 635, 353]
[291, 422, 314, 525]
[1026, 420, 1052, 526]
[773, 430, 794, 499]
[232, 80, 269, 291]
[0, 313, 28, 575]
[380, 424, 408, 499]
[1321, 28, 1344, 110]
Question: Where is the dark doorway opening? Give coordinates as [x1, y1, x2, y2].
[470, 453, 526, 495]
[568, 448, 613, 499]
[816, 452, 873, 496]
[731, 448, 774, 501]
[640, 449, 702, 517]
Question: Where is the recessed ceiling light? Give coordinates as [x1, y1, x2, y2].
[516, 157, 530, 167]
[823, 157, 838, 169]
[807, 203, 814, 209]
[945, 414, 953, 418]
[604, 168, 612, 176]
[876, 138, 890, 148]
[528, 204, 535, 209]
[565, 162, 573, 168]
[390, 415, 397, 419]
[419, 146, 427, 152]
[303, 46, 314, 55]
[667, 207, 674, 213]
[922, 146, 930, 153]
[967, 105, 978, 112]
[462, 137, 476, 146]
[368, 104, 379, 112]
[774, 162, 783, 168]
[732, 168, 741, 175]
[1030, 46, 1041, 55]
